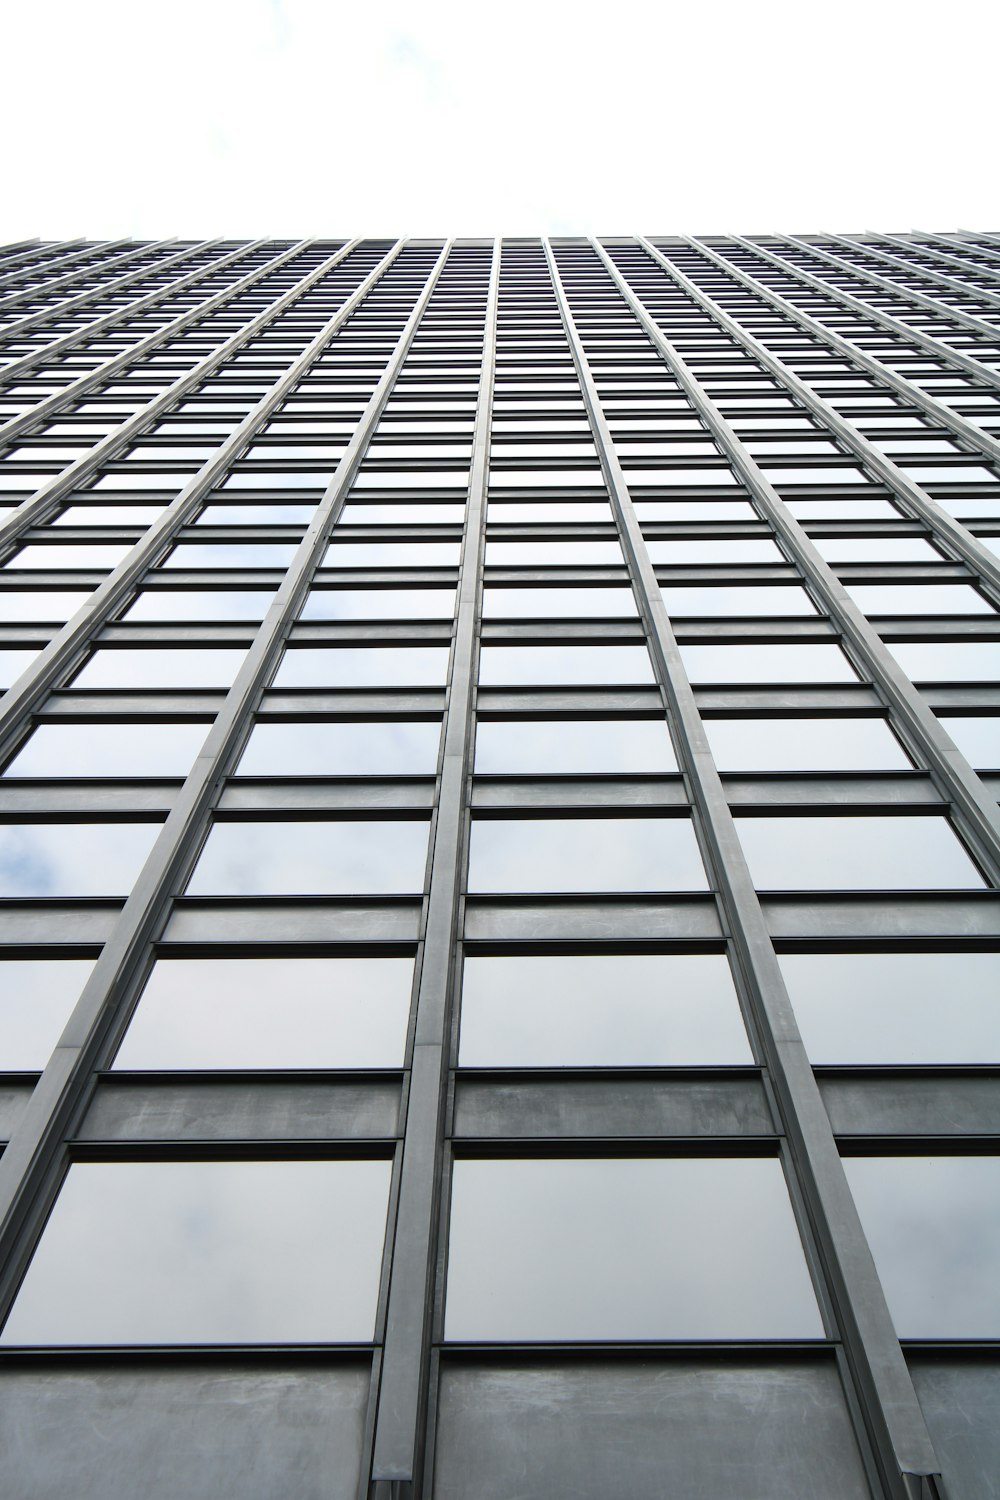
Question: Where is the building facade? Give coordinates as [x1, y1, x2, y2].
[0, 232, 996, 1499]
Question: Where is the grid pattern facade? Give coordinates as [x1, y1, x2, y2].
[0, 233, 997, 1500]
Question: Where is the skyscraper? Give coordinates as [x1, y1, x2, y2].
[0, 232, 997, 1500]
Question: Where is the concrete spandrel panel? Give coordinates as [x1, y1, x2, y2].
[467, 816, 708, 894]
[433, 1361, 870, 1500]
[459, 953, 750, 1066]
[445, 1157, 823, 1341]
[844, 1156, 1000, 1339]
[114, 955, 414, 1070]
[908, 1358, 1000, 1500]
[0, 1159, 392, 1345]
[0, 1361, 369, 1500]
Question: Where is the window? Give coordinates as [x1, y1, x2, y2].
[847, 583, 993, 616]
[115, 956, 414, 1069]
[299, 589, 456, 621]
[0, 821, 160, 897]
[474, 718, 676, 774]
[4, 722, 209, 778]
[122, 590, 274, 621]
[478, 645, 655, 685]
[938, 715, 1000, 766]
[0, 592, 90, 622]
[481, 587, 637, 618]
[186, 818, 430, 895]
[235, 720, 442, 776]
[661, 586, 816, 617]
[703, 716, 909, 772]
[734, 815, 984, 890]
[778, 951, 1000, 1064]
[843, 1156, 1000, 1338]
[0, 958, 95, 1069]
[271, 647, 449, 688]
[680, 644, 857, 684]
[887, 642, 1000, 682]
[445, 1157, 822, 1340]
[467, 816, 707, 892]
[0, 1158, 392, 1345]
[71, 649, 247, 689]
[459, 952, 751, 1065]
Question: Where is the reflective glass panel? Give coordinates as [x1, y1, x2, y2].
[680, 645, 857, 684]
[478, 645, 655, 685]
[847, 584, 993, 616]
[271, 648, 449, 688]
[481, 587, 637, 618]
[163, 543, 299, 568]
[938, 715, 1000, 766]
[661, 586, 816, 617]
[323, 542, 461, 567]
[474, 718, 675, 774]
[735, 815, 984, 890]
[813, 537, 939, 563]
[236, 720, 441, 776]
[467, 816, 707, 893]
[0, 1159, 392, 1345]
[888, 642, 1000, 682]
[704, 717, 909, 772]
[0, 592, 89, 622]
[4, 722, 208, 778]
[459, 953, 750, 1065]
[0, 959, 95, 1070]
[484, 541, 624, 566]
[445, 1157, 822, 1340]
[843, 1156, 1000, 1338]
[5, 544, 133, 570]
[123, 591, 274, 621]
[0, 649, 40, 687]
[115, 956, 414, 1069]
[0, 821, 160, 896]
[778, 952, 1000, 1064]
[187, 819, 430, 895]
[71, 649, 247, 689]
[299, 590, 455, 621]
[645, 539, 783, 564]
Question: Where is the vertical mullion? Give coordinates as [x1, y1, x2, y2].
[697, 234, 1000, 455]
[0, 238, 323, 450]
[369, 240, 499, 1500]
[597, 236, 1000, 880]
[0, 239, 368, 550]
[544, 236, 944, 1500]
[0, 238, 406, 756]
[0, 238, 453, 1320]
[637, 238, 1000, 597]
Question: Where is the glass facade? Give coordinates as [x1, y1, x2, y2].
[0, 232, 997, 1500]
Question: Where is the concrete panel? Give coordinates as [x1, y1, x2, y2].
[463, 897, 723, 943]
[432, 1359, 870, 1500]
[764, 891, 1000, 940]
[820, 1073, 1000, 1138]
[0, 1359, 369, 1500]
[163, 898, 423, 944]
[909, 1357, 1000, 1500]
[80, 1078, 401, 1142]
[454, 1073, 772, 1139]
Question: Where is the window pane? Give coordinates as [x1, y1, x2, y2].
[114, 956, 414, 1069]
[662, 586, 816, 617]
[0, 959, 95, 1070]
[843, 1156, 1000, 1338]
[459, 953, 750, 1065]
[468, 817, 707, 893]
[71, 649, 247, 689]
[888, 642, 1000, 683]
[478, 646, 654, 685]
[187, 819, 430, 895]
[0, 649, 40, 688]
[847, 584, 993, 616]
[163, 543, 299, 569]
[646, 540, 783, 564]
[735, 816, 984, 890]
[0, 1159, 392, 1345]
[938, 715, 1000, 767]
[485, 541, 623, 566]
[0, 591, 90, 622]
[4, 722, 208, 778]
[813, 537, 939, 563]
[445, 1157, 822, 1340]
[681, 645, 857, 684]
[778, 952, 1000, 1064]
[123, 591, 274, 622]
[704, 717, 909, 772]
[481, 587, 637, 618]
[236, 720, 441, 776]
[6, 544, 133, 571]
[474, 718, 676, 774]
[299, 589, 455, 621]
[0, 822, 160, 897]
[271, 648, 449, 688]
[323, 542, 461, 567]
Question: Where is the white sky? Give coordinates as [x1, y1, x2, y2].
[3, 0, 997, 239]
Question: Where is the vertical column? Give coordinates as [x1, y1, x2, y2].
[544, 237, 945, 1500]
